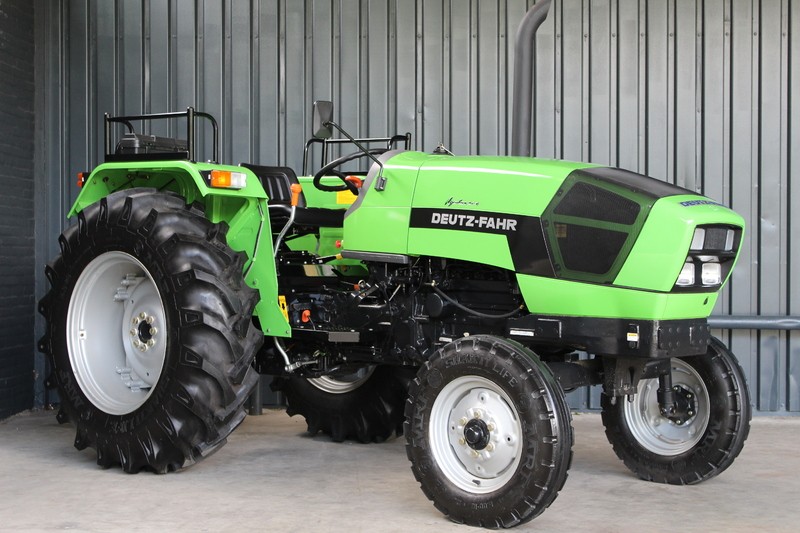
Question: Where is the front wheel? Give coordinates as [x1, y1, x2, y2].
[600, 337, 751, 484]
[405, 336, 573, 528]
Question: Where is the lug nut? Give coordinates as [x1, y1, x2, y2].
[146, 316, 155, 325]
[459, 417, 468, 426]
[474, 411, 482, 419]
[487, 423, 495, 432]
[147, 339, 156, 348]
[458, 438, 466, 446]
[486, 443, 495, 452]
[149, 327, 158, 336]
[470, 450, 479, 458]
[133, 317, 140, 325]
[130, 329, 137, 336]
[139, 312, 147, 319]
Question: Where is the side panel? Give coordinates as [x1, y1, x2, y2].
[407, 156, 594, 269]
[341, 152, 428, 254]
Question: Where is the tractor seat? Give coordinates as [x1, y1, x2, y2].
[240, 163, 345, 228]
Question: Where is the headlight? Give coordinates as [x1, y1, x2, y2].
[690, 228, 705, 250]
[676, 262, 695, 286]
[673, 225, 741, 292]
[701, 263, 722, 285]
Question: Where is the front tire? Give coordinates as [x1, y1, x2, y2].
[600, 337, 751, 484]
[39, 190, 262, 473]
[405, 336, 573, 528]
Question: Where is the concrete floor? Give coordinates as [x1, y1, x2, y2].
[0, 410, 798, 533]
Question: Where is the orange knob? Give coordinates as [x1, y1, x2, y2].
[290, 183, 303, 207]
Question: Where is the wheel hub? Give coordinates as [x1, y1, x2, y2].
[429, 377, 523, 493]
[463, 418, 491, 450]
[660, 385, 697, 426]
[129, 311, 159, 352]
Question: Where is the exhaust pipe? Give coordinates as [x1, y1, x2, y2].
[510, 0, 552, 157]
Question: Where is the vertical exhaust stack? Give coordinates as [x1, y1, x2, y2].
[510, 0, 552, 157]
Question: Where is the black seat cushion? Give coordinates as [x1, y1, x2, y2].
[242, 163, 345, 228]
[240, 163, 306, 208]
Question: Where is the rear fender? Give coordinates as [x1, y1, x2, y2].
[69, 161, 289, 337]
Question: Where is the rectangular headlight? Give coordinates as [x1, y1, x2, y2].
[701, 262, 722, 285]
[676, 262, 695, 286]
[725, 229, 735, 251]
[690, 228, 705, 250]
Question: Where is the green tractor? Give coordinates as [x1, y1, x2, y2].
[39, 0, 750, 528]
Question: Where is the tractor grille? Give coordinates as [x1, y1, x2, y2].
[554, 182, 640, 225]
[556, 225, 629, 275]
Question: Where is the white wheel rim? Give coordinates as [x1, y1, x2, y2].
[623, 359, 710, 456]
[429, 376, 523, 494]
[66, 251, 167, 415]
[306, 366, 375, 394]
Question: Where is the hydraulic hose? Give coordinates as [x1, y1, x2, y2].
[431, 285, 523, 320]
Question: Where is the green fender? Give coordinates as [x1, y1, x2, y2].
[69, 160, 291, 337]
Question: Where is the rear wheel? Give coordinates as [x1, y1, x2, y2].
[273, 365, 409, 442]
[39, 190, 262, 473]
[405, 336, 573, 528]
[601, 337, 751, 484]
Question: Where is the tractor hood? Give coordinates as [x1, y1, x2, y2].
[342, 150, 744, 299]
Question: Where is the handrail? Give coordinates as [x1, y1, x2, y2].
[104, 107, 219, 163]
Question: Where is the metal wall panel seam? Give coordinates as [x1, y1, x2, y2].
[789, 0, 800, 411]
[779, 0, 793, 411]
[640, 0, 648, 174]
[469, 0, 478, 154]
[706, 0, 733, 320]
[441, 0, 451, 148]
[758, 0, 785, 411]
[581, 0, 590, 162]
[695, 0, 704, 195]
[728, 0, 757, 408]
[415, 0, 423, 148]
[608, 0, 617, 167]
[497, 0, 508, 154]
[554, 0, 562, 159]
[250, 0, 260, 162]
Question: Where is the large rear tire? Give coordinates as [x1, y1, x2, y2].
[600, 337, 751, 484]
[273, 365, 409, 442]
[405, 336, 573, 528]
[38, 189, 262, 473]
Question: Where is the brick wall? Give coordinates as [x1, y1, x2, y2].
[0, 0, 35, 419]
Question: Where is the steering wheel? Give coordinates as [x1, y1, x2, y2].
[313, 149, 387, 195]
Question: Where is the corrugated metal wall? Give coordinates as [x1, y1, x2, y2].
[34, 0, 800, 412]
[0, 0, 35, 419]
